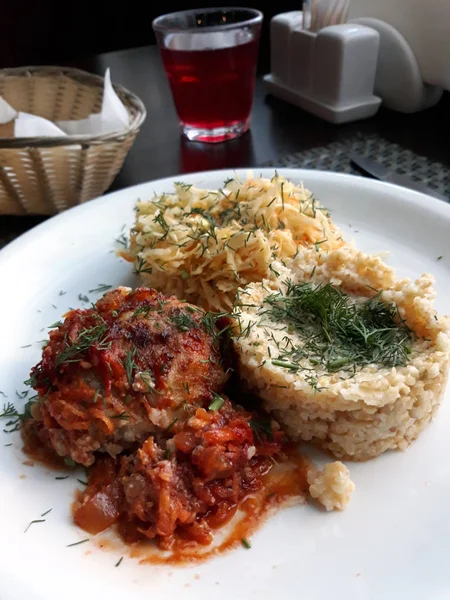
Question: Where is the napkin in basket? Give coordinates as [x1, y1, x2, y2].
[0, 68, 129, 138]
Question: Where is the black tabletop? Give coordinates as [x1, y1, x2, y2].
[2, 44, 450, 244]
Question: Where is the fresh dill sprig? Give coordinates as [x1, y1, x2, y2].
[249, 416, 274, 443]
[115, 233, 128, 248]
[201, 311, 232, 342]
[0, 399, 36, 433]
[134, 256, 153, 275]
[263, 281, 413, 375]
[169, 309, 196, 332]
[56, 320, 110, 366]
[0, 402, 19, 419]
[153, 211, 170, 238]
[132, 304, 153, 319]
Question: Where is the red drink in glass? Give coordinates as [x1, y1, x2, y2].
[160, 38, 259, 138]
[153, 8, 263, 143]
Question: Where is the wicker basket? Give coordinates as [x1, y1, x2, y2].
[0, 66, 146, 215]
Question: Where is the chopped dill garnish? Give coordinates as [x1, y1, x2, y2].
[0, 402, 19, 419]
[89, 284, 112, 294]
[55, 475, 69, 480]
[164, 418, 178, 433]
[20, 344, 32, 348]
[269, 264, 280, 277]
[263, 281, 413, 375]
[201, 311, 231, 341]
[111, 411, 130, 420]
[24, 374, 37, 387]
[280, 181, 285, 210]
[41, 508, 52, 517]
[24, 519, 46, 533]
[78, 293, 89, 303]
[271, 359, 298, 370]
[48, 321, 63, 329]
[241, 538, 251, 549]
[0, 400, 32, 433]
[134, 256, 153, 275]
[77, 479, 88, 486]
[140, 370, 156, 392]
[56, 320, 110, 366]
[208, 392, 224, 411]
[153, 211, 170, 237]
[115, 233, 128, 248]
[124, 348, 137, 386]
[132, 304, 154, 319]
[182, 382, 190, 396]
[174, 181, 193, 192]
[67, 538, 89, 548]
[249, 417, 273, 442]
[310, 196, 317, 218]
[64, 458, 76, 468]
[92, 388, 101, 404]
[115, 556, 124, 567]
[304, 373, 325, 394]
[314, 238, 328, 252]
[170, 309, 196, 332]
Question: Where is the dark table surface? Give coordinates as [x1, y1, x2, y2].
[2, 44, 450, 245]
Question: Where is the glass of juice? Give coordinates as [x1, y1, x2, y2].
[153, 7, 263, 143]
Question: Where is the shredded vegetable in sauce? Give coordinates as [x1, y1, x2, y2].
[21, 286, 307, 562]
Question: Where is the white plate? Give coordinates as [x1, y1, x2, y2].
[1, 169, 450, 600]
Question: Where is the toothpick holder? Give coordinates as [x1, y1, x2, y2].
[264, 12, 381, 124]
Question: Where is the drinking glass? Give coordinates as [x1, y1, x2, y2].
[153, 7, 263, 143]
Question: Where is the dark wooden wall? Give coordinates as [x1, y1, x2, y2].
[0, 2, 301, 69]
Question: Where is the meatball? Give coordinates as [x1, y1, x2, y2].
[28, 287, 228, 466]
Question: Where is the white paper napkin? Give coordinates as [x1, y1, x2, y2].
[0, 68, 129, 138]
[56, 69, 130, 135]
